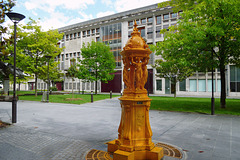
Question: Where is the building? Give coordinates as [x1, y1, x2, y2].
[35, 3, 239, 97]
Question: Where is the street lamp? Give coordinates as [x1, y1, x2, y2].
[45, 55, 52, 103]
[6, 12, 25, 123]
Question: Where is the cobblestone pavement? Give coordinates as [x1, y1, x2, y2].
[0, 98, 240, 160]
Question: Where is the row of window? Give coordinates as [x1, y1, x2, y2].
[64, 81, 100, 90]
[128, 12, 180, 27]
[63, 28, 100, 41]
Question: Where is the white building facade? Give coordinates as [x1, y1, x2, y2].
[34, 3, 239, 97]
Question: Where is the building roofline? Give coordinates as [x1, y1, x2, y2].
[58, 3, 172, 32]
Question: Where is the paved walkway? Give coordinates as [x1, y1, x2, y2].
[0, 98, 240, 160]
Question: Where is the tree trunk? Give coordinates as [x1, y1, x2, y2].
[95, 70, 98, 95]
[18, 82, 21, 91]
[3, 78, 9, 94]
[174, 78, 177, 98]
[72, 79, 74, 99]
[220, 64, 226, 108]
[35, 74, 38, 96]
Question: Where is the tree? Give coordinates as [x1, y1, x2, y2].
[158, 0, 240, 108]
[38, 58, 64, 88]
[0, 0, 15, 93]
[66, 58, 78, 97]
[153, 58, 194, 98]
[0, 0, 15, 56]
[78, 41, 116, 94]
[16, 19, 63, 96]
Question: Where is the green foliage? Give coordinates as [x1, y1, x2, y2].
[66, 58, 78, 80]
[50, 86, 58, 91]
[157, 0, 240, 107]
[78, 41, 116, 94]
[14, 19, 64, 96]
[0, 0, 15, 56]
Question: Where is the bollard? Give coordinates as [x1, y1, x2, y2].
[147, 90, 149, 96]
[91, 91, 93, 103]
[82, 90, 84, 94]
[110, 90, 112, 99]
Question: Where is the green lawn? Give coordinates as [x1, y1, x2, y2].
[150, 96, 240, 115]
[18, 93, 119, 105]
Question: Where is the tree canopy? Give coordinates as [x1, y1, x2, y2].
[157, 0, 240, 108]
[78, 41, 116, 94]
[16, 19, 64, 96]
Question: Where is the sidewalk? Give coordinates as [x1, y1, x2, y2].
[0, 98, 239, 160]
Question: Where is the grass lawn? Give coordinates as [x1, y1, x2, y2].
[18, 93, 119, 105]
[150, 96, 240, 115]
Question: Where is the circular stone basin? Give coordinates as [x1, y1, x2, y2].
[85, 142, 187, 160]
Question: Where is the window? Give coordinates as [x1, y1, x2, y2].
[156, 80, 162, 91]
[96, 37, 100, 42]
[78, 32, 81, 37]
[128, 21, 133, 26]
[66, 34, 69, 40]
[217, 79, 221, 92]
[77, 52, 80, 57]
[171, 13, 177, 18]
[147, 17, 153, 23]
[179, 80, 186, 91]
[136, 19, 140, 25]
[156, 15, 161, 24]
[65, 83, 68, 89]
[189, 79, 197, 92]
[96, 28, 100, 33]
[207, 80, 216, 92]
[128, 31, 132, 38]
[230, 65, 240, 92]
[156, 26, 161, 38]
[141, 18, 146, 24]
[198, 79, 206, 92]
[163, 14, 169, 20]
[87, 30, 90, 35]
[147, 27, 153, 39]
[140, 28, 145, 38]
[70, 53, 72, 57]
[83, 31, 86, 36]
[70, 34, 73, 39]
[74, 33, 77, 39]
[61, 54, 64, 61]
[92, 29, 95, 34]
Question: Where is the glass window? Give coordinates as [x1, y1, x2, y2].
[156, 80, 162, 91]
[136, 19, 140, 25]
[128, 21, 133, 26]
[147, 17, 153, 23]
[198, 79, 206, 92]
[189, 79, 197, 92]
[141, 18, 146, 24]
[230, 65, 240, 92]
[92, 29, 95, 34]
[207, 80, 216, 92]
[140, 28, 145, 38]
[83, 31, 86, 36]
[78, 32, 81, 37]
[171, 13, 177, 18]
[163, 14, 169, 19]
[96, 28, 100, 33]
[65, 83, 68, 89]
[156, 15, 161, 24]
[217, 79, 221, 92]
[179, 80, 186, 91]
[87, 30, 90, 35]
[96, 37, 100, 42]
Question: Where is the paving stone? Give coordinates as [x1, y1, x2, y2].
[0, 99, 240, 159]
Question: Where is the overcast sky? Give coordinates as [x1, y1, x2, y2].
[5, 0, 165, 31]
